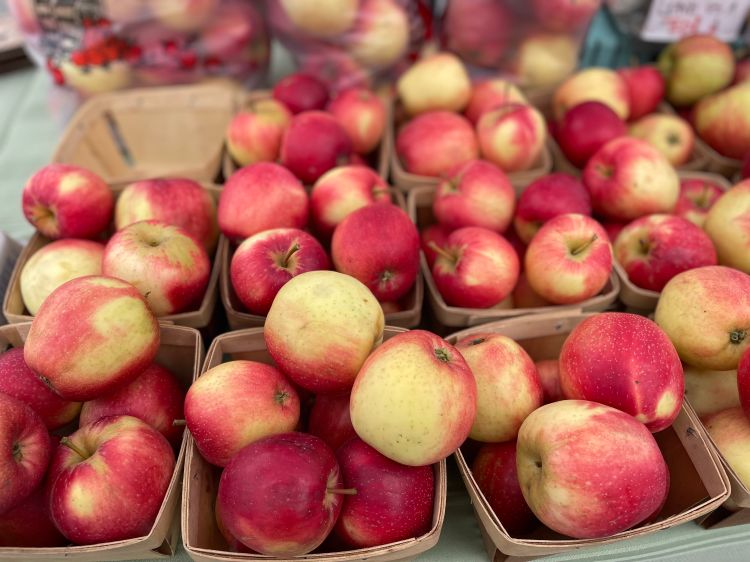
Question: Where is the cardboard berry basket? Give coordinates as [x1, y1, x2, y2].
[0, 321, 204, 561]
[181, 326, 447, 562]
[221, 89, 392, 183]
[443, 311, 731, 559]
[52, 82, 237, 185]
[219, 190, 422, 330]
[2, 183, 225, 330]
[407, 186, 620, 330]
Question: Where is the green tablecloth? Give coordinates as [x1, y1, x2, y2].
[2, 67, 750, 562]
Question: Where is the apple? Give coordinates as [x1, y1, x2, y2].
[265, 271, 384, 393]
[328, 88, 386, 154]
[555, 101, 628, 168]
[477, 103, 547, 173]
[693, 82, 750, 160]
[333, 437, 434, 547]
[658, 34, 735, 107]
[513, 33, 579, 88]
[218, 162, 309, 241]
[351, 330, 476, 466]
[430, 227, 520, 308]
[308, 392, 357, 452]
[420, 224, 451, 268]
[464, 79, 528, 125]
[231, 228, 330, 316]
[0, 392, 51, 515]
[22, 164, 113, 240]
[396, 52, 472, 116]
[514, 173, 592, 244]
[617, 66, 665, 121]
[79, 363, 184, 447]
[58, 60, 134, 96]
[47, 415, 175, 544]
[654, 266, 750, 370]
[298, 48, 372, 95]
[512, 272, 552, 308]
[273, 73, 330, 114]
[583, 137, 680, 221]
[536, 359, 563, 403]
[553, 68, 630, 120]
[217, 432, 344, 555]
[629, 114, 695, 167]
[441, 0, 511, 69]
[310, 165, 391, 237]
[24, 276, 159, 401]
[149, 0, 218, 32]
[0, 348, 80, 430]
[332, 204, 419, 302]
[277, 0, 358, 38]
[199, 0, 268, 60]
[0, 485, 66, 547]
[517, 400, 669, 538]
[114, 177, 219, 251]
[455, 333, 543, 442]
[684, 366, 740, 419]
[704, 181, 750, 273]
[614, 214, 717, 292]
[226, 99, 292, 167]
[396, 111, 479, 177]
[525, 213, 612, 304]
[735, 59, 750, 85]
[20, 239, 104, 315]
[674, 177, 724, 227]
[738, 347, 750, 420]
[471, 441, 538, 536]
[531, 0, 600, 31]
[280, 111, 354, 184]
[703, 407, 750, 489]
[347, 0, 410, 69]
[215, 499, 253, 553]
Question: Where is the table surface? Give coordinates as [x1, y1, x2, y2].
[2, 67, 750, 562]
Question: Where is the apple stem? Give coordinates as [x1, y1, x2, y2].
[427, 241, 455, 263]
[60, 437, 88, 459]
[281, 243, 301, 268]
[172, 419, 187, 427]
[698, 184, 710, 208]
[570, 234, 598, 257]
[371, 188, 389, 197]
[327, 488, 357, 495]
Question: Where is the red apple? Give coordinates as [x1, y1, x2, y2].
[477, 103, 547, 173]
[298, 48, 372, 95]
[273, 73, 329, 114]
[536, 359, 563, 403]
[693, 83, 750, 160]
[737, 347, 750, 420]
[308, 392, 357, 452]
[465, 79, 528, 125]
[345, 0, 411, 70]
[555, 101, 627, 168]
[674, 178, 724, 227]
[328, 88, 386, 154]
[0, 485, 67, 547]
[200, 0, 267, 60]
[617, 66, 665, 121]
[216, 432, 344, 555]
[226, 99, 292, 167]
[531, 0, 600, 32]
[442, 0, 511, 68]
[420, 224, 452, 268]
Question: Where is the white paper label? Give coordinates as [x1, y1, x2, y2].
[640, 0, 750, 42]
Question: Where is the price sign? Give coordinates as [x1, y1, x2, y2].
[640, 0, 750, 42]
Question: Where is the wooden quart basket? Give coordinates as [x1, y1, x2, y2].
[0, 321, 204, 561]
[444, 311, 731, 559]
[181, 326, 447, 562]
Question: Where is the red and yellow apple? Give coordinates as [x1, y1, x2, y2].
[226, 99, 292, 166]
[328, 88, 386, 154]
[464, 79, 527, 125]
[347, 0, 410, 69]
[704, 180, 750, 273]
[552, 68, 630, 120]
[272, 73, 330, 114]
[703, 407, 750, 490]
[629, 114, 695, 167]
[674, 177, 724, 227]
[477, 103, 547, 173]
[684, 366, 740, 419]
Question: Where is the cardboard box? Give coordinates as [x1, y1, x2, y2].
[0, 321, 204, 561]
[444, 311, 731, 559]
[181, 327, 447, 562]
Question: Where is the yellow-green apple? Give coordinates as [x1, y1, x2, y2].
[114, 177, 219, 251]
[629, 114, 695, 166]
[265, 271, 384, 393]
[0, 392, 51, 514]
[47, 415, 174, 544]
[420, 223, 451, 268]
[396, 52, 472, 116]
[455, 333, 543, 442]
[185, 360, 300, 467]
[532, 0, 600, 31]
[310, 165, 391, 237]
[308, 392, 357, 452]
[536, 359, 563, 403]
[655, 266, 750, 370]
[217, 432, 344, 555]
[430, 226, 520, 308]
[694, 83, 750, 159]
[226, 99, 292, 166]
[0, 485, 66, 547]
[514, 173, 592, 243]
[0, 348, 80, 430]
[674, 177, 724, 227]
[20, 239, 104, 315]
[433, 160, 515, 233]
[512, 271, 552, 308]
[517, 399, 669, 538]
[396, 111, 479, 177]
[273, 73, 330, 114]
[332, 204, 419, 302]
[79, 363, 184, 447]
[351, 330, 476, 466]
[22, 164, 113, 240]
[617, 66, 665, 121]
[328, 88, 386, 154]
[524, 213, 612, 304]
[347, 0, 410, 69]
[471, 441, 538, 536]
[231, 228, 329, 316]
[684, 366, 740, 419]
[102, 220, 210, 316]
[583, 137, 680, 221]
[738, 347, 750, 419]
[559, 312, 684, 431]
[280, 111, 354, 183]
[477, 103, 547, 173]
[24, 275, 159, 401]
[149, 0, 218, 31]
[333, 437, 434, 547]
[703, 407, 750, 489]
[614, 214, 717, 292]
[658, 34, 734, 107]
[704, 180, 750, 272]
[464, 79, 528, 125]
[513, 33, 578, 88]
[555, 101, 627, 168]
[278, 0, 358, 38]
[441, 0, 510, 69]
[553, 68, 630, 120]
[218, 163, 309, 241]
